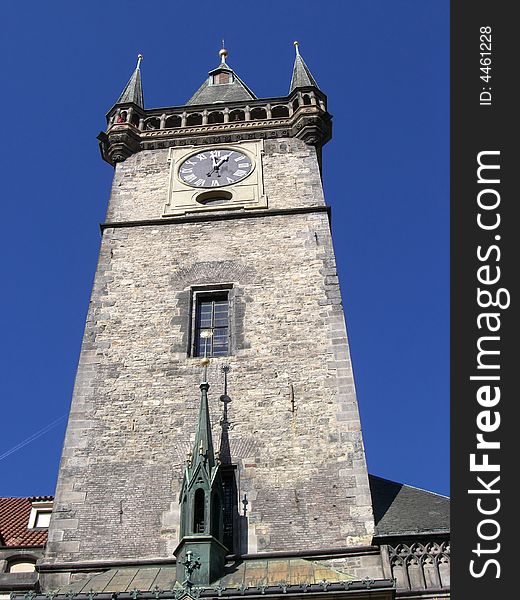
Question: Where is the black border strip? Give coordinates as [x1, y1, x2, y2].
[451, 2, 515, 597]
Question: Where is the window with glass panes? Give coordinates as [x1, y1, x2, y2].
[194, 294, 229, 357]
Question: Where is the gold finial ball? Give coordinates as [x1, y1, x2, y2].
[200, 357, 210, 367]
[219, 47, 228, 59]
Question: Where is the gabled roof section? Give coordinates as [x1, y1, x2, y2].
[187, 48, 256, 106]
[369, 475, 450, 537]
[0, 496, 53, 547]
[115, 55, 144, 108]
[289, 42, 320, 93]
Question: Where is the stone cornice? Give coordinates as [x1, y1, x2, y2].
[99, 206, 332, 233]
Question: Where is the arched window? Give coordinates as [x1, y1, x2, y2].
[166, 115, 182, 128]
[292, 98, 299, 112]
[250, 107, 267, 120]
[302, 94, 312, 106]
[131, 113, 140, 127]
[187, 113, 203, 126]
[7, 558, 37, 573]
[144, 117, 160, 131]
[193, 488, 205, 533]
[208, 112, 224, 124]
[272, 105, 289, 118]
[229, 109, 245, 122]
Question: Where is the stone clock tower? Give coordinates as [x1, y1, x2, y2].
[35, 44, 449, 600]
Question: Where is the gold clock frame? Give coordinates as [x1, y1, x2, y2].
[163, 140, 267, 216]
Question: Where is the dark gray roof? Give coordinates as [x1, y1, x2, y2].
[369, 475, 450, 537]
[187, 61, 256, 105]
[116, 64, 144, 108]
[289, 53, 319, 93]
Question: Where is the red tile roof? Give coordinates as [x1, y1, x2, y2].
[0, 496, 53, 547]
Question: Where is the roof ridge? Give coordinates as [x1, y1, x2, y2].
[369, 474, 450, 500]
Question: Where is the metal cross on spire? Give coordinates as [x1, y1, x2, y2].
[219, 39, 228, 63]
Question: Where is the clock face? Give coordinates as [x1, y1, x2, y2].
[178, 148, 253, 188]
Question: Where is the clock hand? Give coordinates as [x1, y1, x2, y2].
[215, 155, 230, 169]
[213, 156, 230, 176]
[206, 155, 231, 177]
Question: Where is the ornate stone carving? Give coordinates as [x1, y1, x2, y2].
[387, 540, 450, 591]
[97, 124, 141, 166]
[100, 97, 332, 165]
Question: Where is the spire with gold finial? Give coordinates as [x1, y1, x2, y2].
[289, 41, 320, 93]
[115, 53, 144, 108]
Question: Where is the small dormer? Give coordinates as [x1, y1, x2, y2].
[186, 47, 256, 106]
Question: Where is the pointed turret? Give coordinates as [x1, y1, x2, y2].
[187, 46, 256, 105]
[190, 378, 216, 476]
[289, 41, 319, 93]
[115, 54, 144, 108]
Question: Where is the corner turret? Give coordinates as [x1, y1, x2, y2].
[289, 41, 320, 93]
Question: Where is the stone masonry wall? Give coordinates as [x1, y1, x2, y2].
[44, 138, 374, 571]
[105, 139, 324, 223]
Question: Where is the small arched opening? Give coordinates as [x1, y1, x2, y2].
[208, 111, 224, 124]
[7, 558, 37, 573]
[272, 105, 289, 118]
[193, 488, 205, 533]
[166, 115, 182, 128]
[144, 117, 160, 130]
[116, 110, 128, 124]
[250, 107, 267, 120]
[292, 98, 299, 112]
[302, 94, 312, 106]
[229, 109, 245, 122]
[187, 113, 203, 126]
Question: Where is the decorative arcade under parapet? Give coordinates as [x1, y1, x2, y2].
[98, 44, 332, 166]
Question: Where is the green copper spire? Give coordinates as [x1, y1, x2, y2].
[191, 378, 216, 477]
[174, 358, 227, 587]
[289, 41, 320, 93]
[115, 54, 144, 108]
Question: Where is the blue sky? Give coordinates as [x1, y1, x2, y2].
[0, 1, 449, 497]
